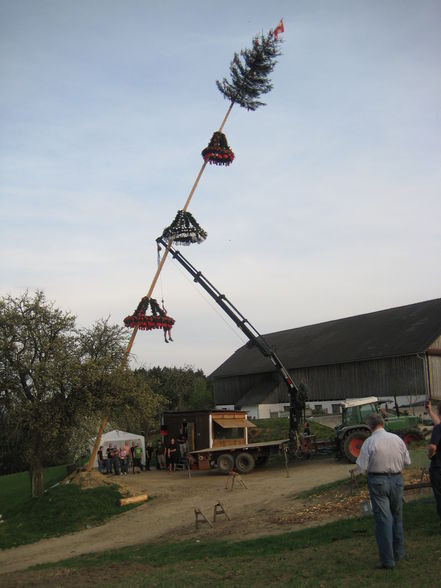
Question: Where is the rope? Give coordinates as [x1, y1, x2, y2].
[157, 241, 165, 308]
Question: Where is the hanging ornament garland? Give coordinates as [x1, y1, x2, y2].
[124, 296, 175, 341]
[201, 131, 235, 166]
[161, 210, 208, 246]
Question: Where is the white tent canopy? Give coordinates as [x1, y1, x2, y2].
[91, 429, 146, 467]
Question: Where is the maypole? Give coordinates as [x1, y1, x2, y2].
[87, 19, 284, 472]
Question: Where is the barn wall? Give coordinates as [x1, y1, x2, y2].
[428, 335, 441, 400]
[429, 334, 441, 350]
[296, 355, 426, 402]
[213, 373, 278, 405]
[213, 355, 427, 405]
[429, 355, 441, 400]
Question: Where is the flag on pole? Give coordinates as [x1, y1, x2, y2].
[273, 19, 284, 39]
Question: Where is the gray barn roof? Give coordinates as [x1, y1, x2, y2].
[210, 298, 441, 379]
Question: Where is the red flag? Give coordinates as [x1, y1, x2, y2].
[273, 18, 284, 39]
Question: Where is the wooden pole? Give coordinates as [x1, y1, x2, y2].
[87, 415, 108, 472]
[87, 102, 235, 472]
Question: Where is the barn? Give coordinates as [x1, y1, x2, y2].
[210, 298, 441, 418]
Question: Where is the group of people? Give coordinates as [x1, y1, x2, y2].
[97, 427, 188, 475]
[356, 399, 441, 570]
[97, 440, 145, 476]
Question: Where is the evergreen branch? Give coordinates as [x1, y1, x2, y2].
[216, 30, 283, 110]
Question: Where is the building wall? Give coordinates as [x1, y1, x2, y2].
[213, 354, 427, 406]
[428, 334, 441, 400]
[258, 403, 290, 419]
[429, 355, 441, 400]
[213, 372, 281, 406]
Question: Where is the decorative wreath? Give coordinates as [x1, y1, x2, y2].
[124, 297, 175, 331]
[201, 131, 234, 166]
[161, 210, 207, 246]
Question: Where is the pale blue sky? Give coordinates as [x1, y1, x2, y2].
[1, 1, 440, 374]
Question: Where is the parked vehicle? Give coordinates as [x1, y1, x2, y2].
[334, 396, 423, 463]
[161, 409, 285, 474]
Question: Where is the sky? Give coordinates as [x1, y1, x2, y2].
[1, 0, 440, 375]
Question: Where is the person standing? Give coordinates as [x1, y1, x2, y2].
[294, 377, 308, 427]
[106, 444, 113, 474]
[155, 439, 166, 470]
[124, 441, 130, 474]
[133, 441, 143, 473]
[145, 442, 153, 471]
[356, 412, 411, 570]
[130, 441, 136, 473]
[427, 402, 441, 531]
[119, 445, 128, 475]
[97, 445, 105, 473]
[168, 437, 178, 472]
[111, 444, 120, 475]
[177, 427, 187, 460]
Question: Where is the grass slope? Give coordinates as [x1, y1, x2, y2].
[0, 466, 133, 549]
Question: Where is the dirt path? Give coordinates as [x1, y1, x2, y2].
[0, 458, 356, 575]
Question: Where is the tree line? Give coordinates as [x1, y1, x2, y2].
[0, 291, 213, 495]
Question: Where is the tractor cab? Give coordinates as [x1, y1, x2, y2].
[340, 396, 380, 427]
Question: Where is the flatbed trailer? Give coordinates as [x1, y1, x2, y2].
[162, 409, 291, 474]
[189, 438, 290, 474]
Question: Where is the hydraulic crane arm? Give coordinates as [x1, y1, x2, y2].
[156, 237, 301, 439]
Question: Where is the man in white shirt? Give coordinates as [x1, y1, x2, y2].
[356, 412, 411, 569]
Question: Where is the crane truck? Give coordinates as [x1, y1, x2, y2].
[157, 237, 422, 472]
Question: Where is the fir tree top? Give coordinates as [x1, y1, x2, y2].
[216, 26, 283, 111]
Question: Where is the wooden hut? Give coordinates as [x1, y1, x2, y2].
[161, 409, 254, 452]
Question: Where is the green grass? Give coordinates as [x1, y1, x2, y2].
[408, 447, 430, 468]
[0, 466, 135, 549]
[249, 417, 334, 443]
[18, 497, 440, 588]
[0, 464, 67, 514]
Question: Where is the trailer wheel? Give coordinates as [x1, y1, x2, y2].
[403, 429, 423, 447]
[217, 453, 234, 474]
[235, 452, 255, 474]
[343, 430, 369, 463]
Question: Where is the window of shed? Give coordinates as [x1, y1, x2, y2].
[213, 422, 244, 440]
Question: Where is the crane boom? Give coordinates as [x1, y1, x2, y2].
[156, 237, 301, 439]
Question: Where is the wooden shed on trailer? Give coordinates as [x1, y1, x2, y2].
[161, 410, 255, 452]
[210, 298, 441, 416]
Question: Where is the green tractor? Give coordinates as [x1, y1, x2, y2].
[334, 396, 423, 463]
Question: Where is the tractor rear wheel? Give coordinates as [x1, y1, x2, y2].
[343, 429, 369, 463]
[217, 453, 234, 474]
[235, 452, 255, 474]
[403, 429, 423, 447]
